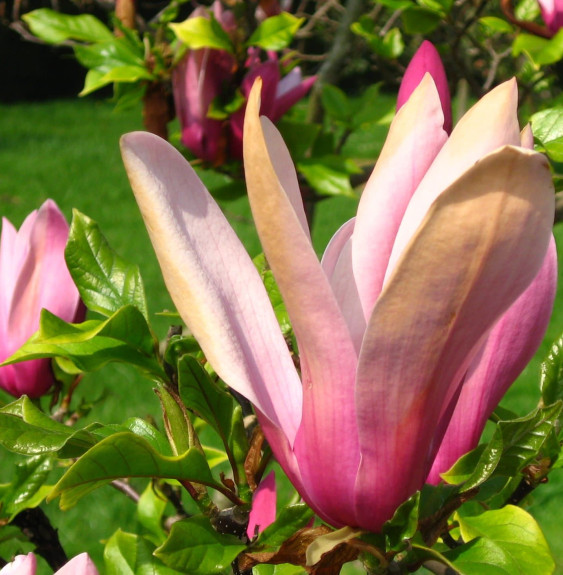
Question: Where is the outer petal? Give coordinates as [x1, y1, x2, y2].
[352, 75, 447, 319]
[385, 79, 521, 282]
[272, 68, 316, 121]
[354, 146, 554, 531]
[427, 237, 558, 483]
[397, 41, 452, 133]
[55, 554, 99, 575]
[0, 553, 36, 575]
[247, 470, 277, 538]
[120, 132, 302, 443]
[244, 80, 360, 525]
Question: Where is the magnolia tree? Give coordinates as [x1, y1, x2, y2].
[1, 1, 563, 574]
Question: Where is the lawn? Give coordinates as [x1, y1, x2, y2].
[1, 97, 562, 573]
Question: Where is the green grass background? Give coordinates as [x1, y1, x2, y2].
[0, 98, 562, 573]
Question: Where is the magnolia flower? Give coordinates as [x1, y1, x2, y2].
[121, 70, 555, 531]
[172, 1, 314, 164]
[0, 553, 98, 575]
[0, 200, 84, 398]
[538, 0, 563, 33]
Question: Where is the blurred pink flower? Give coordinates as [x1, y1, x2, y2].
[538, 0, 563, 33]
[0, 553, 98, 575]
[0, 200, 84, 398]
[172, 2, 313, 164]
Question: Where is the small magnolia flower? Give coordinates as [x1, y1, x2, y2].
[121, 69, 555, 530]
[0, 553, 98, 575]
[0, 200, 84, 398]
[247, 471, 277, 538]
[538, 0, 563, 34]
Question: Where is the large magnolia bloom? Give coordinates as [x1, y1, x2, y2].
[121, 75, 556, 531]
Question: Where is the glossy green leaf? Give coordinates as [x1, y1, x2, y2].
[247, 13, 304, 51]
[154, 515, 246, 573]
[170, 15, 234, 52]
[253, 564, 304, 575]
[177, 355, 248, 475]
[297, 156, 360, 197]
[277, 120, 321, 162]
[540, 333, 563, 409]
[446, 506, 555, 574]
[254, 502, 314, 548]
[50, 432, 222, 509]
[22, 8, 113, 43]
[104, 529, 182, 575]
[0, 396, 106, 457]
[66, 210, 148, 318]
[513, 29, 563, 66]
[4, 306, 164, 379]
[383, 492, 419, 550]
[442, 404, 562, 491]
[74, 40, 144, 72]
[0, 455, 54, 521]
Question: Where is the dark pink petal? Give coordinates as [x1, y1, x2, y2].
[272, 69, 316, 121]
[427, 237, 558, 483]
[397, 41, 452, 133]
[538, 0, 563, 33]
[247, 471, 277, 538]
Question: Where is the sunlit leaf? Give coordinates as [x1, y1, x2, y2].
[170, 15, 234, 52]
[247, 13, 304, 51]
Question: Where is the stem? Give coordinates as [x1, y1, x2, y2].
[11, 508, 67, 571]
[111, 479, 141, 503]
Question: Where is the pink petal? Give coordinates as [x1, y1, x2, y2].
[247, 470, 277, 538]
[397, 41, 452, 133]
[427, 236, 558, 483]
[354, 146, 554, 531]
[0, 553, 37, 575]
[55, 554, 99, 575]
[352, 74, 447, 320]
[538, 0, 563, 32]
[385, 79, 522, 284]
[272, 69, 316, 121]
[120, 132, 302, 443]
[244, 80, 360, 525]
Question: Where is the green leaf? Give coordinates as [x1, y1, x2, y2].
[137, 483, 168, 545]
[446, 506, 555, 574]
[531, 108, 563, 162]
[297, 156, 360, 197]
[170, 15, 234, 52]
[177, 355, 247, 474]
[540, 333, 563, 409]
[4, 306, 164, 379]
[66, 210, 148, 319]
[479, 16, 514, 33]
[154, 515, 246, 574]
[192, 167, 247, 202]
[253, 564, 304, 575]
[22, 8, 113, 44]
[513, 30, 563, 66]
[73, 40, 144, 72]
[442, 404, 562, 492]
[383, 491, 419, 550]
[0, 396, 106, 457]
[104, 529, 182, 575]
[50, 432, 223, 509]
[254, 503, 314, 548]
[401, 6, 442, 35]
[276, 120, 321, 162]
[351, 18, 403, 58]
[0, 455, 54, 521]
[321, 85, 351, 124]
[247, 13, 304, 51]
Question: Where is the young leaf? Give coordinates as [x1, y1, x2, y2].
[22, 8, 113, 43]
[254, 503, 314, 548]
[104, 529, 182, 575]
[137, 483, 168, 545]
[540, 333, 563, 409]
[154, 515, 247, 574]
[170, 15, 234, 52]
[73, 40, 144, 72]
[4, 306, 164, 379]
[446, 506, 555, 574]
[65, 210, 148, 319]
[382, 491, 419, 550]
[49, 432, 223, 509]
[297, 156, 360, 197]
[513, 30, 563, 66]
[247, 13, 304, 51]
